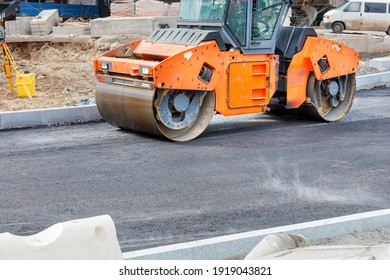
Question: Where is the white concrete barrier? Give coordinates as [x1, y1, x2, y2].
[0, 215, 123, 260]
[5, 19, 32, 36]
[123, 209, 390, 260]
[244, 233, 307, 260]
[245, 233, 390, 260]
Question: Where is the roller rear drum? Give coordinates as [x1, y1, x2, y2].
[303, 73, 356, 122]
[96, 83, 215, 141]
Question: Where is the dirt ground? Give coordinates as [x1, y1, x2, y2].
[0, 39, 385, 112]
[0, 41, 101, 112]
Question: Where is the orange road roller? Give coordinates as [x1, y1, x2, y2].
[94, 0, 359, 141]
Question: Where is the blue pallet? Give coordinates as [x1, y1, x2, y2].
[19, 2, 99, 18]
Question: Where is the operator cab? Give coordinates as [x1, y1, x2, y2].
[177, 0, 290, 54]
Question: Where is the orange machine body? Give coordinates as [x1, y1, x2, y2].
[286, 37, 359, 108]
[95, 36, 359, 116]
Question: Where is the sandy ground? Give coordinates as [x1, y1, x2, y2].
[0, 42, 100, 112]
[0, 39, 386, 112]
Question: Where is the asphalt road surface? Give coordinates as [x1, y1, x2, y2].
[0, 88, 389, 252]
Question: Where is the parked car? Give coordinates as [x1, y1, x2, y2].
[321, 0, 390, 35]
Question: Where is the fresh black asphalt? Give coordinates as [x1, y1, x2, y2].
[0, 88, 389, 252]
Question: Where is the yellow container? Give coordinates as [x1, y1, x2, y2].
[16, 73, 36, 98]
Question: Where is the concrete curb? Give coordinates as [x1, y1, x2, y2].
[0, 73, 388, 131]
[123, 209, 390, 260]
[0, 105, 102, 130]
[356, 71, 390, 90]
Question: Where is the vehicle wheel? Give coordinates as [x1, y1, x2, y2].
[387, 26, 390, 36]
[331, 22, 344, 33]
[154, 89, 215, 141]
[302, 73, 356, 122]
[96, 84, 215, 142]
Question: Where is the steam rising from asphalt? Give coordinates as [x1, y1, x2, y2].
[256, 161, 385, 207]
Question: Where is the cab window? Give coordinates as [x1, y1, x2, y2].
[179, 0, 228, 21]
[226, 0, 248, 45]
[344, 2, 362, 12]
[251, 0, 283, 40]
[364, 2, 386, 13]
[335, 1, 350, 10]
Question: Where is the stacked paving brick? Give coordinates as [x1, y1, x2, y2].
[110, 0, 180, 17]
[5, 0, 180, 38]
[111, 0, 136, 16]
[30, 10, 60, 35]
[135, 0, 169, 16]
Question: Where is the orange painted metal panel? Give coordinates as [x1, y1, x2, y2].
[153, 42, 222, 91]
[134, 41, 192, 60]
[94, 40, 143, 73]
[95, 36, 359, 115]
[94, 39, 280, 116]
[228, 61, 270, 109]
[286, 36, 359, 109]
[215, 53, 278, 116]
[154, 43, 279, 116]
